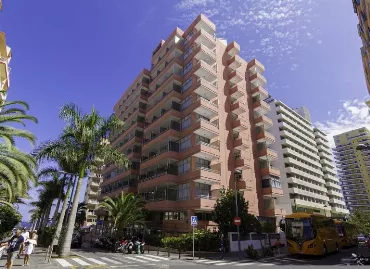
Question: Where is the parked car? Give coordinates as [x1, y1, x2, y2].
[358, 235, 367, 245]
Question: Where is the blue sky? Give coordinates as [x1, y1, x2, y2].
[0, 0, 369, 220]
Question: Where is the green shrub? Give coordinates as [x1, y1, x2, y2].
[0, 205, 21, 240]
[262, 246, 274, 257]
[245, 245, 259, 260]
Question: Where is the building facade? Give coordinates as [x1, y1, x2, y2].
[266, 99, 348, 217]
[334, 127, 370, 214]
[0, 0, 11, 103]
[83, 171, 103, 226]
[98, 14, 285, 234]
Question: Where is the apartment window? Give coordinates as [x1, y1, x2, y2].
[183, 46, 193, 60]
[181, 115, 191, 130]
[178, 183, 190, 200]
[181, 95, 192, 111]
[178, 158, 190, 175]
[182, 77, 193, 93]
[183, 31, 194, 46]
[183, 61, 193, 76]
[180, 135, 191, 152]
[195, 157, 210, 169]
[196, 135, 210, 144]
[195, 182, 211, 197]
[164, 212, 186, 220]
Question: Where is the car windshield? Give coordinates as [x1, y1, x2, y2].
[286, 218, 315, 242]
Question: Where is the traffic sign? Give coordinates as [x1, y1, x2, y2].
[97, 220, 103, 225]
[233, 216, 241, 226]
[190, 216, 198, 226]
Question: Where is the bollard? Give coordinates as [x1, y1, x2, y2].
[157, 245, 160, 256]
[148, 244, 149, 254]
[138, 244, 141, 255]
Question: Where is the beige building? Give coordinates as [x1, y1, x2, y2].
[98, 14, 284, 234]
[0, 1, 11, 103]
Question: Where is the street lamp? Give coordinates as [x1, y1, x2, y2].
[234, 173, 241, 260]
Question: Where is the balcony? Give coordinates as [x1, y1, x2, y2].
[146, 88, 182, 118]
[247, 59, 265, 74]
[229, 85, 245, 99]
[193, 118, 219, 139]
[194, 44, 216, 65]
[191, 141, 220, 161]
[184, 167, 221, 185]
[88, 199, 99, 205]
[289, 188, 329, 201]
[260, 166, 280, 177]
[226, 41, 240, 57]
[234, 155, 251, 170]
[322, 166, 337, 175]
[144, 103, 182, 132]
[232, 117, 248, 132]
[256, 128, 275, 144]
[139, 165, 179, 190]
[291, 199, 327, 210]
[193, 78, 218, 100]
[193, 28, 217, 50]
[253, 99, 270, 115]
[251, 86, 268, 100]
[326, 181, 341, 189]
[263, 187, 283, 197]
[188, 196, 217, 211]
[254, 115, 273, 129]
[228, 55, 243, 70]
[194, 60, 217, 82]
[228, 70, 244, 84]
[233, 135, 249, 150]
[324, 174, 340, 182]
[91, 181, 100, 189]
[320, 159, 335, 168]
[258, 148, 278, 160]
[287, 177, 327, 193]
[142, 121, 181, 150]
[193, 96, 218, 118]
[230, 101, 246, 114]
[329, 198, 346, 206]
[88, 191, 99, 198]
[141, 142, 180, 169]
[250, 73, 267, 87]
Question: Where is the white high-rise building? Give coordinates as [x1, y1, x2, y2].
[83, 172, 103, 226]
[265, 98, 348, 216]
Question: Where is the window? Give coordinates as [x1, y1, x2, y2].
[181, 115, 191, 130]
[183, 31, 194, 46]
[183, 46, 193, 60]
[182, 77, 193, 92]
[178, 183, 190, 200]
[183, 61, 193, 76]
[180, 135, 191, 151]
[181, 96, 192, 111]
[195, 157, 210, 169]
[178, 158, 190, 175]
[195, 182, 211, 198]
[164, 212, 186, 220]
[196, 135, 210, 144]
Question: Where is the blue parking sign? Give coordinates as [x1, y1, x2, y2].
[191, 216, 198, 226]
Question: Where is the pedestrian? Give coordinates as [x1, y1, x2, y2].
[23, 237, 36, 267]
[17, 229, 29, 259]
[1, 229, 24, 269]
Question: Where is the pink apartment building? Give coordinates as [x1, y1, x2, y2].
[98, 14, 284, 234]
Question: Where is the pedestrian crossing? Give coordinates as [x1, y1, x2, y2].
[194, 259, 276, 266]
[54, 254, 170, 267]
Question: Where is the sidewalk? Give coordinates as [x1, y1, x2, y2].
[0, 247, 59, 269]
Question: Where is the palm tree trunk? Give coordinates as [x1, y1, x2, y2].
[52, 176, 66, 225]
[52, 176, 73, 246]
[59, 168, 85, 258]
[41, 202, 52, 229]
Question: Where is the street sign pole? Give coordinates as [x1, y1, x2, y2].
[190, 216, 198, 260]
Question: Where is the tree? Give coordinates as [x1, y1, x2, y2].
[348, 210, 370, 235]
[99, 192, 145, 234]
[0, 204, 21, 239]
[0, 100, 37, 205]
[212, 188, 261, 235]
[34, 104, 130, 257]
[75, 202, 87, 228]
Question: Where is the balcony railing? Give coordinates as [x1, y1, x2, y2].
[141, 142, 180, 163]
[197, 96, 218, 108]
[139, 165, 178, 182]
[145, 102, 181, 128]
[197, 141, 219, 150]
[142, 121, 181, 145]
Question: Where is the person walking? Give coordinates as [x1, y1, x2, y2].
[0, 229, 24, 269]
[17, 229, 29, 259]
[23, 237, 36, 267]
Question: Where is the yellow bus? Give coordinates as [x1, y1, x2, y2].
[334, 220, 358, 248]
[282, 213, 341, 256]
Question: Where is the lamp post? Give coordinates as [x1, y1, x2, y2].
[234, 174, 241, 260]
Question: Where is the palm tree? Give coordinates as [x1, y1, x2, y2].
[0, 100, 37, 205]
[99, 192, 145, 235]
[34, 104, 129, 257]
[75, 202, 87, 228]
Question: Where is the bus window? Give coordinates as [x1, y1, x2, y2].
[336, 224, 344, 237]
[286, 218, 315, 241]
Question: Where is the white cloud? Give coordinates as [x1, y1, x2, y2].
[174, 0, 319, 61]
[317, 40, 323, 45]
[315, 98, 370, 147]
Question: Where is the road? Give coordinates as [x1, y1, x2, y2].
[1, 245, 368, 268]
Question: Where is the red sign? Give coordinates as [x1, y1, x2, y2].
[233, 217, 241, 226]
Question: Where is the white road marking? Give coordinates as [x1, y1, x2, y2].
[101, 257, 122, 264]
[204, 260, 222, 264]
[139, 255, 162, 262]
[215, 261, 237, 266]
[235, 262, 257, 266]
[124, 256, 148, 263]
[110, 257, 135, 264]
[145, 254, 170, 260]
[71, 258, 90, 266]
[259, 264, 274, 266]
[86, 257, 106, 265]
[55, 258, 73, 267]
